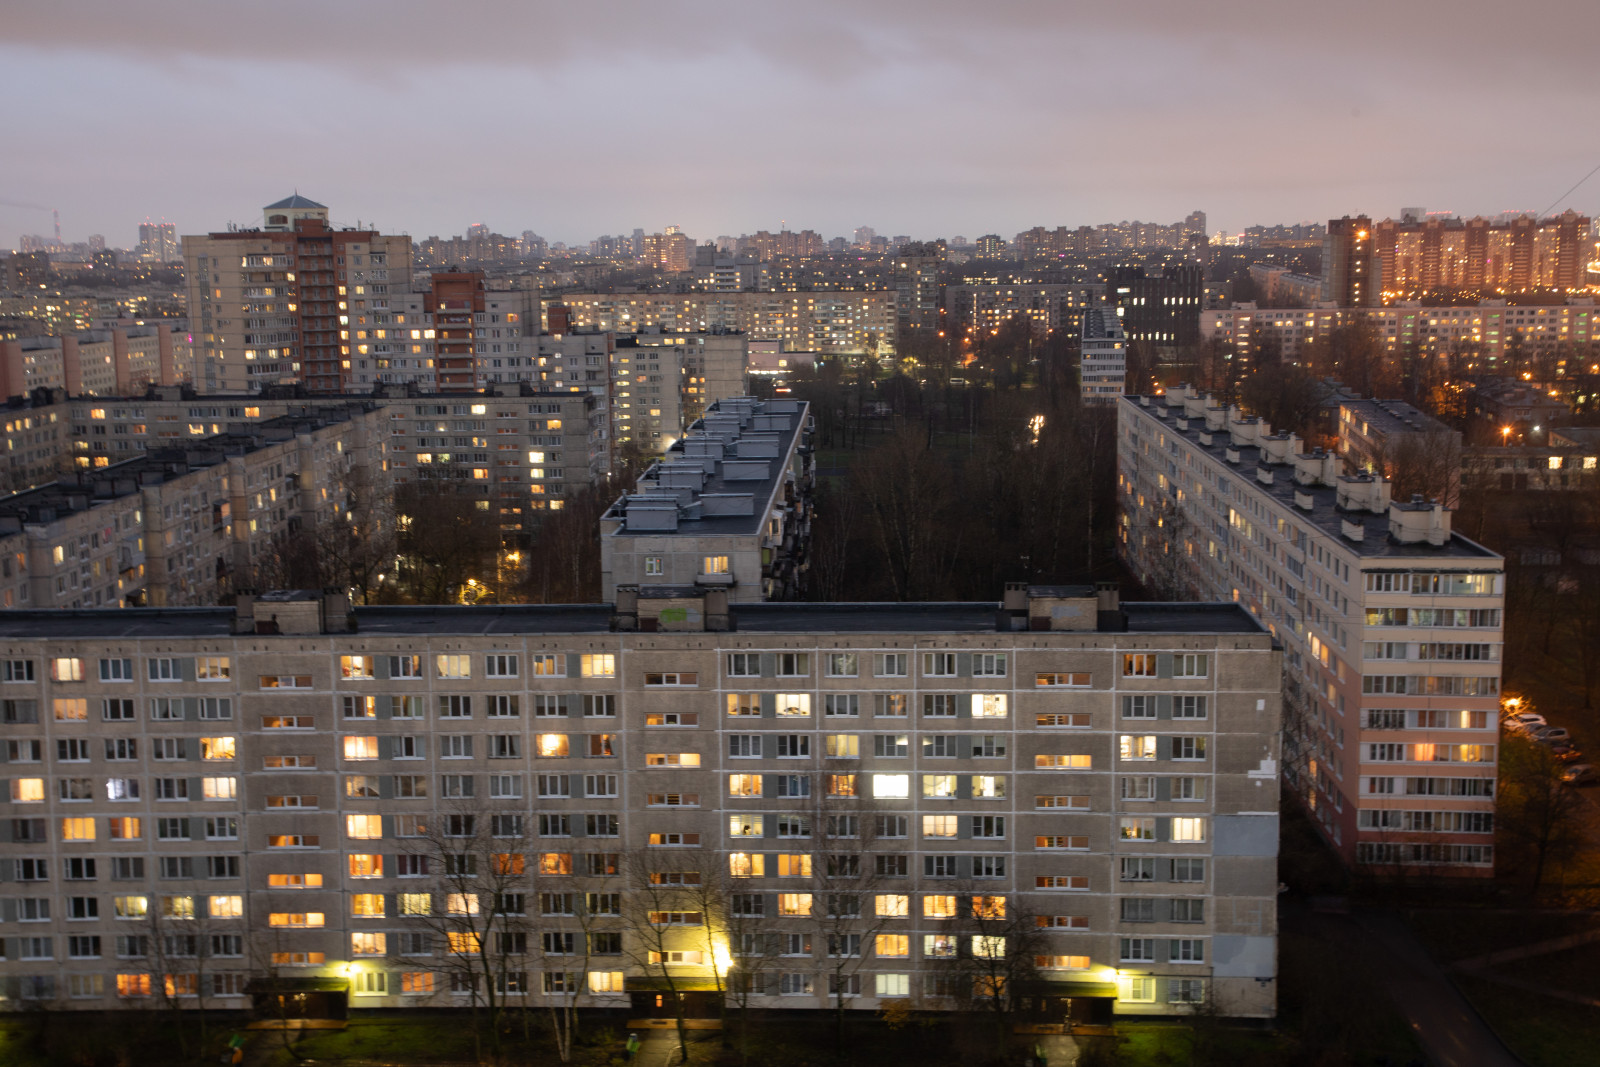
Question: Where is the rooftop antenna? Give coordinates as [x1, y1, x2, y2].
[53, 209, 60, 245]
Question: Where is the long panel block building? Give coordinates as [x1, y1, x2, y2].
[1118, 389, 1503, 876]
[0, 584, 1279, 1021]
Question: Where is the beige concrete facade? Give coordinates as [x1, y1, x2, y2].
[557, 292, 896, 356]
[0, 325, 193, 400]
[601, 399, 813, 604]
[0, 586, 1279, 1018]
[183, 209, 414, 393]
[0, 406, 386, 610]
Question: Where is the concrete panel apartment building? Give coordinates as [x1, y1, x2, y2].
[0, 387, 607, 547]
[556, 292, 897, 357]
[0, 324, 194, 400]
[0, 405, 386, 610]
[0, 583, 1279, 1020]
[182, 197, 415, 394]
[1118, 389, 1504, 876]
[601, 399, 814, 605]
[1201, 300, 1597, 364]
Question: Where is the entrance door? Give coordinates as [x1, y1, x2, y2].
[1067, 997, 1114, 1026]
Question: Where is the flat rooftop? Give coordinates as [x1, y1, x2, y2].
[1339, 397, 1454, 437]
[0, 405, 374, 527]
[0, 600, 1265, 640]
[1124, 395, 1498, 562]
[603, 397, 810, 540]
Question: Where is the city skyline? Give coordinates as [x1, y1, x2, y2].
[4, 0, 1599, 248]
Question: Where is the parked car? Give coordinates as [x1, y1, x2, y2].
[1534, 726, 1572, 744]
[1548, 742, 1577, 758]
[1508, 712, 1547, 732]
[1560, 764, 1596, 785]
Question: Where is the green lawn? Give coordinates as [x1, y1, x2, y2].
[273, 1013, 633, 1066]
[1401, 909, 1600, 1067]
[0, 1013, 241, 1067]
[1405, 909, 1600, 964]
[1455, 975, 1600, 1067]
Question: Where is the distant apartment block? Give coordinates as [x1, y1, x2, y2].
[1108, 266, 1203, 349]
[137, 224, 178, 264]
[1079, 308, 1127, 406]
[894, 244, 943, 332]
[945, 284, 1105, 338]
[0, 405, 385, 610]
[1118, 390, 1504, 876]
[182, 196, 415, 394]
[601, 399, 813, 604]
[1372, 210, 1590, 296]
[556, 292, 896, 356]
[1320, 217, 1379, 307]
[1201, 301, 1598, 364]
[1245, 266, 1322, 307]
[0, 386, 603, 546]
[383, 276, 536, 391]
[0, 324, 192, 399]
[381, 390, 603, 538]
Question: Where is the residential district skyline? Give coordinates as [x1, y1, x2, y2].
[9, 202, 1593, 259]
[3, 0, 1599, 247]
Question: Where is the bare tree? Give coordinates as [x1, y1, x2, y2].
[1496, 733, 1586, 894]
[1377, 431, 1463, 509]
[945, 883, 1042, 1058]
[803, 790, 896, 1055]
[137, 892, 235, 1058]
[391, 482, 503, 604]
[715, 862, 774, 1065]
[539, 871, 609, 1064]
[393, 800, 535, 1064]
[850, 429, 963, 600]
[620, 849, 719, 1065]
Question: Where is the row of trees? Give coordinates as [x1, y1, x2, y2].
[791, 373, 1124, 601]
[251, 478, 621, 607]
[391, 795, 1046, 1066]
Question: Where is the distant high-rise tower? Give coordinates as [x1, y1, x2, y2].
[183, 195, 413, 393]
[138, 223, 178, 263]
[1320, 216, 1380, 307]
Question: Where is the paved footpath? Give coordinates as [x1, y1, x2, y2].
[1354, 910, 1525, 1067]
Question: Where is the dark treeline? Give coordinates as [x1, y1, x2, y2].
[254, 478, 622, 607]
[789, 361, 1125, 602]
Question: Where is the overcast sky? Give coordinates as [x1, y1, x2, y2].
[5, 0, 1599, 250]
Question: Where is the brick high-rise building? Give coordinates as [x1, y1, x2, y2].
[182, 197, 413, 393]
[1371, 210, 1590, 296]
[1320, 216, 1380, 307]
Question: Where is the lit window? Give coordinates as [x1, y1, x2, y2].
[873, 774, 909, 799]
[344, 737, 379, 761]
[346, 814, 383, 840]
[778, 893, 812, 916]
[876, 894, 909, 917]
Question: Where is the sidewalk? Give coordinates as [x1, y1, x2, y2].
[1354, 910, 1525, 1067]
